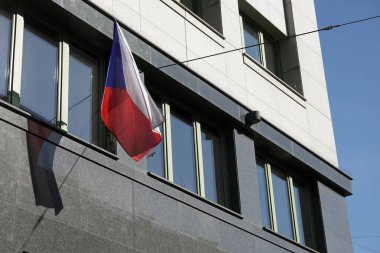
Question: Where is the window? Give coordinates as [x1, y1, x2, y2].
[177, 0, 223, 33]
[241, 15, 282, 78]
[20, 26, 58, 123]
[256, 157, 318, 249]
[0, 10, 11, 99]
[68, 48, 99, 143]
[147, 96, 237, 211]
[4, 12, 107, 149]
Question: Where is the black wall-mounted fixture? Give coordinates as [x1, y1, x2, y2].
[245, 111, 261, 126]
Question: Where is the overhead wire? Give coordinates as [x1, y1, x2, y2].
[140, 15, 380, 74]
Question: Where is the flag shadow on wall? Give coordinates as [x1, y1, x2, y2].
[26, 120, 63, 215]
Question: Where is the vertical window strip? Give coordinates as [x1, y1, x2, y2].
[8, 13, 24, 106]
[57, 40, 69, 131]
[258, 32, 266, 68]
[265, 163, 278, 232]
[163, 102, 173, 182]
[287, 176, 300, 242]
[194, 120, 205, 197]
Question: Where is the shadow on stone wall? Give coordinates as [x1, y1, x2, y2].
[26, 120, 63, 215]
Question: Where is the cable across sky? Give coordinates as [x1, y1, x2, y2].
[140, 15, 380, 74]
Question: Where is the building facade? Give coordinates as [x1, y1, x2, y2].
[0, 0, 353, 252]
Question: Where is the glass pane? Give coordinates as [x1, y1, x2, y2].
[20, 27, 58, 123]
[68, 50, 97, 143]
[201, 125, 223, 204]
[243, 22, 261, 63]
[294, 182, 314, 247]
[171, 111, 197, 193]
[271, 167, 294, 239]
[0, 11, 11, 99]
[256, 158, 271, 228]
[200, 0, 222, 33]
[179, 0, 222, 33]
[264, 35, 281, 76]
[293, 183, 306, 244]
[147, 102, 165, 177]
[179, 0, 195, 11]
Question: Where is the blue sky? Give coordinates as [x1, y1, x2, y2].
[315, 1, 380, 252]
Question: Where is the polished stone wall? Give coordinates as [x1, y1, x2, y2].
[0, 100, 351, 253]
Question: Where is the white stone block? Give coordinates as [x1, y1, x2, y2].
[307, 105, 337, 150]
[225, 50, 245, 86]
[291, 0, 317, 25]
[280, 115, 311, 147]
[140, 0, 187, 48]
[185, 22, 226, 73]
[276, 89, 308, 132]
[269, 7, 287, 35]
[113, 0, 141, 33]
[297, 40, 326, 85]
[310, 136, 339, 167]
[140, 17, 187, 61]
[89, 0, 113, 14]
[303, 71, 331, 119]
[220, 5, 242, 49]
[247, 92, 282, 127]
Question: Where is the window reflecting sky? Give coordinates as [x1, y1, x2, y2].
[271, 168, 293, 239]
[20, 27, 58, 123]
[201, 127, 221, 203]
[256, 158, 271, 228]
[68, 51, 96, 143]
[171, 112, 197, 193]
[147, 123, 165, 177]
[243, 23, 261, 63]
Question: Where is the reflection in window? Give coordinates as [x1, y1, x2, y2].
[171, 111, 197, 193]
[147, 102, 165, 177]
[68, 50, 97, 143]
[20, 27, 58, 123]
[243, 23, 261, 63]
[263, 35, 281, 77]
[0, 11, 11, 99]
[201, 125, 223, 204]
[271, 167, 293, 239]
[294, 182, 314, 247]
[178, 0, 222, 33]
[242, 16, 282, 79]
[256, 158, 271, 228]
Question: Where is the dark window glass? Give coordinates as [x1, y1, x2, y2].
[68, 49, 98, 143]
[256, 158, 271, 228]
[294, 182, 314, 247]
[264, 35, 281, 77]
[201, 125, 224, 204]
[147, 102, 165, 177]
[0, 11, 11, 99]
[179, 0, 222, 33]
[243, 22, 261, 63]
[271, 167, 294, 239]
[20, 27, 58, 123]
[171, 110, 197, 193]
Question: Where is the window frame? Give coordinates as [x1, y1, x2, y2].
[147, 89, 233, 209]
[174, 0, 223, 35]
[4, 9, 109, 149]
[256, 155, 317, 248]
[240, 13, 283, 79]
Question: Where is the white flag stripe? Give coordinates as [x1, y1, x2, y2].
[116, 23, 164, 129]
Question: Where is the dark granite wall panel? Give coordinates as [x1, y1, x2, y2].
[233, 130, 261, 226]
[318, 182, 354, 253]
[0, 104, 324, 253]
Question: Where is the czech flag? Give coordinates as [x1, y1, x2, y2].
[101, 21, 164, 161]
